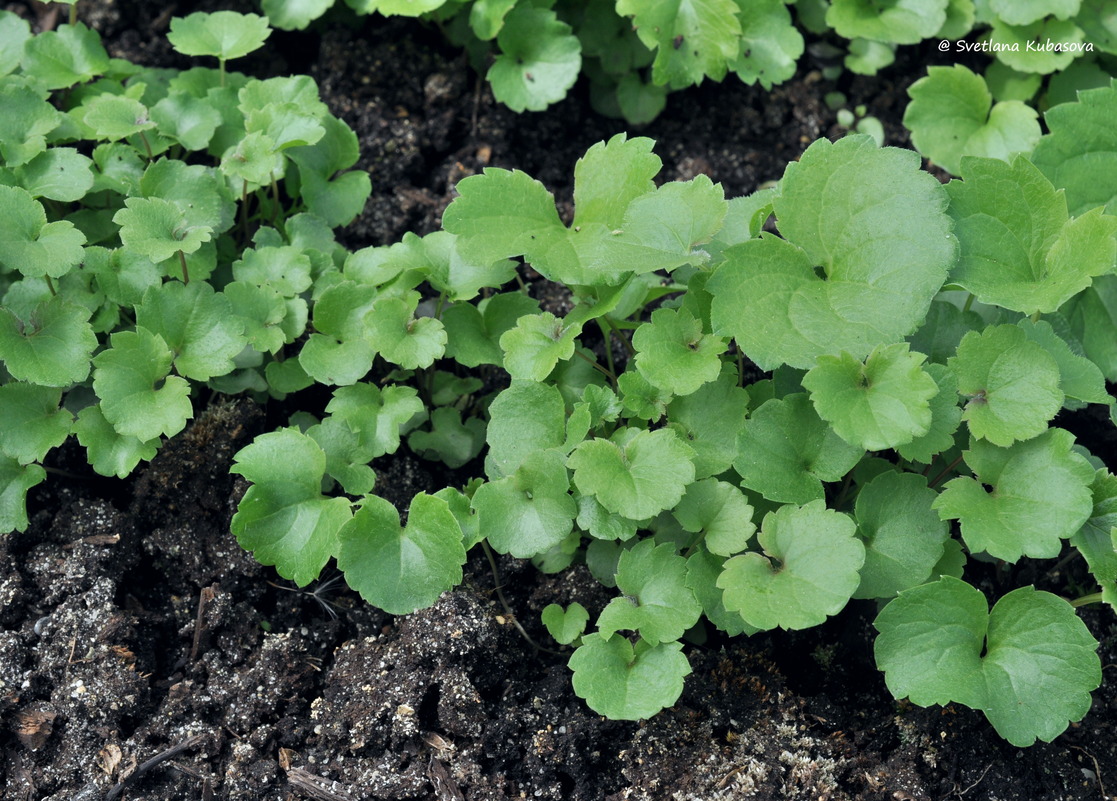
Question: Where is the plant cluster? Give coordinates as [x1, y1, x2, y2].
[2, 7, 1117, 750]
[256, 0, 1117, 122]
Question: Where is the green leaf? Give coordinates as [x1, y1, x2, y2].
[298, 281, 378, 385]
[632, 307, 727, 396]
[336, 493, 466, 615]
[569, 427, 696, 520]
[287, 116, 370, 227]
[948, 324, 1063, 446]
[80, 94, 155, 141]
[852, 471, 950, 599]
[20, 23, 110, 89]
[989, 17, 1084, 74]
[730, 0, 804, 89]
[895, 363, 964, 463]
[0, 12, 31, 77]
[946, 156, 1117, 314]
[442, 292, 539, 367]
[0, 82, 61, 167]
[408, 406, 485, 469]
[472, 448, 575, 558]
[904, 65, 1041, 176]
[990, 0, 1080, 26]
[1056, 275, 1117, 381]
[734, 394, 863, 505]
[92, 328, 193, 441]
[844, 38, 896, 75]
[826, 0, 948, 43]
[167, 12, 271, 63]
[114, 196, 213, 264]
[135, 282, 247, 381]
[717, 500, 865, 630]
[485, 380, 567, 478]
[572, 134, 660, 230]
[569, 633, 691, 720]
[934, 429, 1095, 561]
[73, 404, 159, 478]
[666, 363, 749, 479]
[684, 547, 756, 636]
[673, 478, 755, 557]
[597, 539, 702, 644]
[0, 456, 45, 533]
[13, 148, 95, 203]
[345, 0, 445, 15]
[487, 5, 580, 112]
[263, 0, 334, 30]
[366, 294, 447, 369]
[500, 311, 581, 381]
[616, 0, 742, 87]
[151, 91, 222, 151]
[0, 383, 71, 465]
[0, 296, 96, 387]
[141, 158, 235, 236]
[231, 429, 352, 586]
[803, 343, 938, 451]
[542, 602, 589, 645]
[874, 577, 1101, 746]
[307, 417, 376, 496]
[709, 136, 956, 369]
[1017, 319, 1111, 405]
[326, 383, 425, 459]
[0, 185, 86, 279]
[1031, 81, 1117, 216]
[1069, 469, 1117, 609]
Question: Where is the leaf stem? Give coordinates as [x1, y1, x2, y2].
[574, 348, 616, 387]
[178, 250, 190, 284]
[962, 293, 975, 314]
[928, 453, 965, 488]
[1070, 592, 1103, 608]
[70, 2, 78, 25]
[480, 541, 562, 656]
[604, 316, 635, 358]
[45, 275, 56, 297]
[137, 130, 153, 160]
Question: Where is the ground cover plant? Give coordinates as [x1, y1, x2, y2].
[1, 6, 1116, 788]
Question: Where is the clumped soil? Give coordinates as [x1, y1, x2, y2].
[2, 2, 1116, 800]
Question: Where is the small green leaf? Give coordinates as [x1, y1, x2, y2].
[0, 383, 71, 465]
[366, 294, 447, 369]
[948, 324, 1063, 446]
[1017, 319, 1111, 406]
[500, 311, 581, 381]
[487, 5, 580, 112]
[895, 363, 964, 463]
[20, 23, 110, 88]
[485, 380, 567, 479]
[597, 539, 702, 644]
[0, 455, 45, 533]
[0, 82, 60, 167]
[684, 547, 756, 636]
[905, 65, 1041, 177]
[81, 94, 156, 141]
[989, 17, 1084, 74]
[73, 404, 159, 478]
[1069, 469, 1117, 609]
[0, 296, 96, 387]
[717, 500, 864, 630]
[0, 185, 86, 279]
[114, 196, 213, 264]
[167, 12, 271, 63]
[569, 633, 691, 720]
[730, 0, 804, 89]
[734, 393, 863, 505]
[617, 0, 741, 87]
[135, 281, 247, 381]
[336, 493, 466, 615]
[632, 307, 727, 396]
[151, 91, 222, 151]
[934, 429, 1095, 561]
[666, 363, 749, 479]
[262, 0, 334, 30]
[472, 448, 575, 558]
[569, 427, 696, 521]
[14, 148, 95, 203]
[874, 577, 1101, 747]
[0, 12, 31, 77]
[326, 383, 425, 459]
[673, 478, 755, 557]
[92, 328, 193, 441]
[542, 602, 589, 645]
[826, 0, 948, 44]
[231, 429, 353, 586]
[803, 343, 938, 451]
[442, 292, 539, 367]
[408, 406, 486, 469]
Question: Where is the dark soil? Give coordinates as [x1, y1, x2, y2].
[2, 2, 1116, 800]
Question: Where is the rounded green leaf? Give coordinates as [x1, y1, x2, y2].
[485, 380, 567, 479]
[632, 307, 727, 396]
[262, 0, 334, 30]
[0, 185, 86, 279]
[596, 539, 702, 644]
[0, 82, 61, 167]
[569, 633, 691, 720]
[14, 148, 95, 203]
[895, 362, 964, 464]
[73, 404, 159, 479]
[20, 23, 110, 89]
[336, 493, 466, 615]
[672, 478, 755, 557]
[81, 94, 155, 141]
[92, 328, 193, 441]
[569, 427, 696, 520]
[0, 456, 45, 533]
[875, 577, 1101, 747]
[473, 449, 575, 558]
[167, 12, 271, 62]
[709, 136, 956, 370]
[500, 311, 580, 381]
[852, 471, 949, 599]
[488, 5, 580, 112]
[826, 0, 948, 44]
[0, 383, 71, 465]
[541, 602, 589, 645]
[666, 364, 749, 479]
[367, 294, 447, 369]
[803, 343, 938, 451]
[135, 281, 247, 381]
[717, 501, 864, 630]
[113, 196, 213, 264]
[0, 296, 96, 387]
[988, 17, 1084, 74]
[948, 324, 1063, 446]
[933, 428, 1095, 561]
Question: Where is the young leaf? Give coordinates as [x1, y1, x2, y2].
[0, 383, 71, 465]
[572, 134, 660, 231]
[150, 91, 222, 151]
[442, 292, 539, 367]
[666, 363, 749, 479]
[262, 0, 334, 30]
[14, 148, 95, 203]
[734, 393, 863, 505]
[730, 0, 804, 90]
[988, 17, 1084, 75]
[934, 429, 1095, 561]
[336, 493, 466, 615]
[0, 296, 96, 387]
[135, 281, 247, 381]
[895, 363, 964, 463]
[80, 94, 156, 142]
[500, 311, 581, 381]
[1031, 81, 1117, 215]
[852, 471, 949, 599]
[0, 11, 31, 77]
[684, 547, 756, 636]
[946, 156, 1117, 314]
[0, 456, 45, 533]
[366, 294, 447, 369]
[568, 633, 691, 720]
[487, 5, 580, 112]
[325, 383, 425, 459]
[874, 577, 1101, 747]
[20, 23, 110, 89]
[596, 539, 702, 644]
[1017, 319, 1111, 406]
[803, 343, 938, 451]
[826, 0, 948, 44]
[472, 448, 576, 558]
[307, 417, 376, 496]
[632, 307, 727, 396]
[616, 0, 742, 87]
[709, 136, 956, 369]
[113, 196, 213, 264]
[717, 500, 864, 630]
[0, 185, 86, 279]
[167, 12, 271, 64]
[0, 82, 61, 167]
[408, 406, 485, 469]
[673, 478, 755, 557]
[298, 281, 378, 385]
[569, 427, 696, 520]
[904, 65, 1041, 175]
[485, 380, 567, 479]
[92, 328, 193, 442]
[542, 602, 589, 645]
[231, 429, 353, 586]
[1069, 469, 1117, 609]
[73, 404, 160, 479]
[948, 324, 1063, 446]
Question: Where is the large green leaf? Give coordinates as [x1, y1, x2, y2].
[569, 633, 691, 720]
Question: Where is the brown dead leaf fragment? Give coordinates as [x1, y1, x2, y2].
[14, 705, 57, 751]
